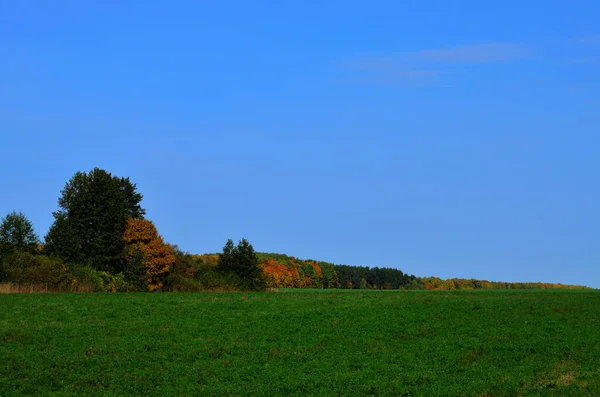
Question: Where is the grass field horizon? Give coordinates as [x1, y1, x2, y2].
[2, 289, 599, 396]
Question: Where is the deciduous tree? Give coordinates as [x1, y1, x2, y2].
[123, 218, 175, 291]
[45, 168, 145, 273]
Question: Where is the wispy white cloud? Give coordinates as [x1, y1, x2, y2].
[568, 56, 600, 64]
[576, 35, 600, 45]
[338, 61, 440, 87]
[347, 59, 440, 77]
[567, 35, 600, 64]
[409, 43, 528, 63]
[340, 42, 528, 86]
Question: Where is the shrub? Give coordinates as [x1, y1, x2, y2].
[66, 264, 129, 292]
[67, 264, 105, 292]
[163, 274, 205, 292]
[195, 268, 244, 291]
[98, 271, 129, 292]
[2, 252, 70, 289]
[162, 246, 200, 292]
[121, 247, 147, 291]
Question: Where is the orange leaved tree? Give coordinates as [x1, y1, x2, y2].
[122, 218, 175, 291]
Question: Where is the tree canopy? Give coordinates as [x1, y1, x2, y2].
[123, 218, 175, 291]
[45, 168, 145, 273]
[218, 238, 265, 291]
[0, 211, 39, 257]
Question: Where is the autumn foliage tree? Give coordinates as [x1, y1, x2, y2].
[262, 258, 301, 288]
[123, 218, 175, 291]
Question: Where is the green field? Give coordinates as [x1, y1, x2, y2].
[1, 290, 599, 396]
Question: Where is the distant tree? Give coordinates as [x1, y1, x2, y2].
[45, 168, 145, 273]
[123, 218, 175, 291]
[319, 262, 340, 289]
[262, 257, 301, 288]
[0, 211, 40, 257]
[359, 278, 368, 290]
[218, 238, 265, 291]
[168, 245, 198, 279]
[162, 245, 201, 291]
[218, 239, 236, 273]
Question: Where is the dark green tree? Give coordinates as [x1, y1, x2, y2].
[45, 168, 145, 273]
[218, 238, 265, 291]
[218, 239, 236, 273]
[44, 212, 82, 263]
[0, 211, 40, 257]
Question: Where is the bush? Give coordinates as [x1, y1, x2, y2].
[164, 267, 243, 292]
[163, 274, 205, 292]
[0, 254, 6, 283]
[2, 252, 70, 289]
[162, 247, 200, 292]
[66, 264, 129, 292]
[98, 271, 129, 292]
[67, 264, 105, 292]
[121, 248, 147, 291]
[195, 268, 244, 291]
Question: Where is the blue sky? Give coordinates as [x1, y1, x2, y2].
[1, 1, 599, 287]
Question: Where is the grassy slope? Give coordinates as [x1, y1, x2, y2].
[1, 290, 599, 396]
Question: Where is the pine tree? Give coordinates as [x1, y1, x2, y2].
[218, 238, 265, 291]
[0, 211, 40, 257]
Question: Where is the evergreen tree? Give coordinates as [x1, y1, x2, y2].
[218, 239, 236, 273]
[45, 168, 145, 273]
[218, 238, 265, 291]
[0, 211, 39, 257]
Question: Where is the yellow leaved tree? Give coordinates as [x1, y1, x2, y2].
[122, 218, 175, 291]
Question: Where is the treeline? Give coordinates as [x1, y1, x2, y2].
[190, 253, 590, 291]
[334, 264, 422, 290]
[259, 253, 340, 289]
[254, 253, 421, 290]
[0, 168, 593, 292]
[0, 168, 265, 293]
[419, 277, 587, 291]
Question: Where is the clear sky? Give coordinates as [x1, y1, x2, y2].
[1, 1, 599, 287]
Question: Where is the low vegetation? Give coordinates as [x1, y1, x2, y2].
[1, 290, 599, 396]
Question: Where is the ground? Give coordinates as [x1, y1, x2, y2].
[1, 289, 598, 396]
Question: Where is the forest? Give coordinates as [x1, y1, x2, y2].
[0, 168, 591, 293]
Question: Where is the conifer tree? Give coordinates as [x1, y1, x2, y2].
[218, 238, 265, 291]
[0, 211, 39, 257]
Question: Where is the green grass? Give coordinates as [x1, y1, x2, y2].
[1, 290, 599, 396]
